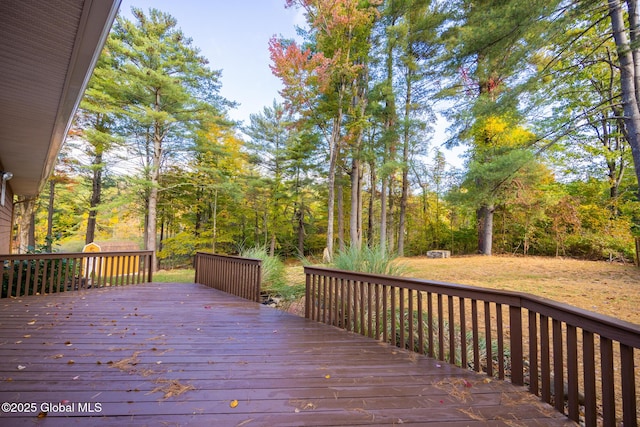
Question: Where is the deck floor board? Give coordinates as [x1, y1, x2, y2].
[0, 283, 574, 426]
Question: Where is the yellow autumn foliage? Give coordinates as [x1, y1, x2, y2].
[473, 115, 534, 149]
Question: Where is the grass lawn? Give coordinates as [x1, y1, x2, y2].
[282, 255, 640, 325]
[156, 255, 640, 325]
[398, 255, 640, 325]
[153, 269, 195, 283]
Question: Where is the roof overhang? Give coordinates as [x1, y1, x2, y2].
[0, 0, 121, 197]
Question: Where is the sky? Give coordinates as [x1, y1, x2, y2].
[117, 0, 463, 165]
[118, 0, 304, 125]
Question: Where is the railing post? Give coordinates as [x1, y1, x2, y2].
[254, 262, 261, 303]
[509, 305, 524, 386]
[194, 253, 201, 284]
[147, 252, 153, 283]
[304, 270, 311, 319]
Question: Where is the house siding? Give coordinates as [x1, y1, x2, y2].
[0, 184, 14, 253]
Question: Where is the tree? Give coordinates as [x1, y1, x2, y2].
[245, 101, 293, 256]
[74, 45, 124, 245]
[607, 0, 640, 199]
[271, 0, 379, 257]
[109, 8, 229, 269]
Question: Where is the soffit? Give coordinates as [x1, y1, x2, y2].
[0, 0, 120, 196]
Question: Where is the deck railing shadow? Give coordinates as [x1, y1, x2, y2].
[1, 251, 154, 298]
[304, 266, 640, 427]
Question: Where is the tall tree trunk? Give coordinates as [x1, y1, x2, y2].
[85, 152, 103, 245]
[380, 177, 388, 253]
[398, 166, 408, 256]
[146, 122, 162, 271]
[477, 204, 494, 255]
[367, 162, 376, 247]
[326, 109, 343, 260]
[212, 189, 218, 253]
[388, 178, 396, 253]
[350, 157, 362, 249]
[337, 177, 345, 252]
[296, 200, 305, 257]
[47, 180, 55, 252]
[609, 0, 640, 199]
[15, 196, 37, 253]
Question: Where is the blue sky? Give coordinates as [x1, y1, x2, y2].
[119, 0, 305, 125]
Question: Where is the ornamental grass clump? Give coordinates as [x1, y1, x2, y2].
[332, 245, 408, 276]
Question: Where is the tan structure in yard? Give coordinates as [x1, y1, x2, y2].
[82, 241, 141, 279]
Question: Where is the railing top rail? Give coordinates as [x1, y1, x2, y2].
[1, 251, 154, 260]
[195, 252, 262, 265]
[304, 265, 640, 348]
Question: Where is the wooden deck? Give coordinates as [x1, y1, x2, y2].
[0, 283, 574, 426]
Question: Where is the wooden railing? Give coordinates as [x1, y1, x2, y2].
[1, 251, 154, 298]
[304, 266, 639, 427]
[194, 252, 261, 302]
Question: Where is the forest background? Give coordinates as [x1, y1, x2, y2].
[15, 0, 640, 269]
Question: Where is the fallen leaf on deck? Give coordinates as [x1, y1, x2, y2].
[27, 320, 36, 325]
[230, 400, 239, 408]
[324, 374, 331, 379]
[37, 411, 47, 418]
[17, 365, 26, 370]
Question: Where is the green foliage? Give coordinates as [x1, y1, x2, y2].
[239, 246, 304, 301]
[2, 258, 78, 298]
[333, 245, 408, 276]
[157, 232, 197, 268]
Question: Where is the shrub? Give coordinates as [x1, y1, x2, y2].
[239, 246, 304, 300]
[332, 245, 408, 276]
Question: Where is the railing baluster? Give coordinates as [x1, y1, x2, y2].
[418, 291, 424, 354]
[552, 319, 564, 413]
[7, 260, 15, 297]
[322, 275, 327, 324]
[600, 336, 616, 425]
[484, 301, 493, 377]
[359, 281, 365, 336]
[541, 314, 551, 404]
[448, 295, 455, 365]
[368, 282, 374, 339]
[428, 292, 434, 358]
[399, 287, 405, 350]
[566, 325, 579, 422]
[346, 279, 353, 332]
[459, 297, 467, 369]
[472, 299, 480, 372]
[509, 305, 523, 386]
[382, 284, 388, 343]
[437, 294, 444, 361]
[496, 303, 504, 379]
[408, 289, 414, 351]
[391, 286, 396, 347]
[582, 330, 597, 427]
[528, 310, 539, 395]
[374, 283, 381, 339]
[620, 344, 636, 427]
